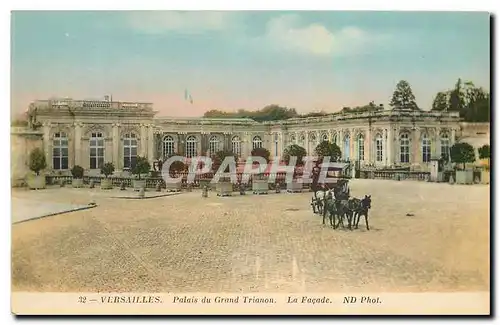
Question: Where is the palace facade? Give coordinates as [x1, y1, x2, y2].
[11, 97, 490, 181]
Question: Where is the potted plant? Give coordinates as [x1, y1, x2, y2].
[283, 144, 307, 193]
[478, 144, 490, 184]
[71, 165, 84, 188]
[100, 162, 115, 189]
[450, 142, 476, 185]
[212, 150, 236, 197]
[131, 156, 151, 191]
[27, 147, 47, 189]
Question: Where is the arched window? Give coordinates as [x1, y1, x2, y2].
[232, 136, 241, 157]
[400, 133, 410, 163]
[309, 133, 317, 145]
[375, 134, 383, 162]
[422, 133, 431, 163]
[90, 132, 105, 169]
[162, 135, 175, 158]
[332, 133, 338, 146]
[290, 134, 296, 144]
[209, 135, 220, 155]
[344, 134, 350, 161]
[185, 136, 197, 158]
[52, 132, 68, 170]
[357, 134, 365, 161]
[253, 136, 262, 149]
[298, 134, 305, 146]
[123, 133, 138, 169]
[440, 132, 450, 160]
[321, 133, 329, 143]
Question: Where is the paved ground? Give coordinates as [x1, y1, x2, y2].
[11, 180, 490, 293]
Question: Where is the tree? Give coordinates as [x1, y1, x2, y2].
[211, 150, 237, 172]
[251, 147, 271, 163]
[101, 162, 115, 178]
[70, 165, 84, 179]
[450, 142, 476, 170]
[478, 144, 490, 168]
[29, 148, 47, 176]
[315, 141, 342, 162]
[448, 78, 465, 113]
[131, 156, 151, 180]
[431, 91, 449, 111]
[283, 144, 307, 166]
[389, 80, 419, 110]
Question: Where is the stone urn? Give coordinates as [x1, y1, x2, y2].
[26, 174, 46, 190]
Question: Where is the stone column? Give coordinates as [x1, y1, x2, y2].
[338, 129, 344, 160]
[451, 128, 456, 145]
[140, 124, 147, 157]
[412, 127, 421, 165]
[350, 128, 356, 161]
[112, 123, 120, 169]
[147, 124, 155, 163]
[42, 122, 52, 169]
[178, 133, 186, 157]
[365, 127, 372, 164]
[74, 122, 82, 167]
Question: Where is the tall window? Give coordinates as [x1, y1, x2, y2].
[162, 135, 175, 158]
[274, 133, 279, 157]
[440, 132, 450, 160]
[357, 134, 365, 161]
[422, 133, 431, 163]
[321, 133, 329, 143]
[185, 136, 197, 158]
[375, 134, 383, 162]
[123, 133, 138, 169]
[332, 133, 338, 146]
[344, 135, 350, 161]
[290, 134, 296, 144]
[209, 135, 220, 155]
[232, 136, 241, 157]
[90, 132, 105, 169]
[400, 133, 410, 163]
[298, 134, 305, 146]
[52, 132, 69, 170]
[309, 133, 317, 145]
[253, 136, 263, 149]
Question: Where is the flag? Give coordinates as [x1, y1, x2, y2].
[184, 89, 193, 104]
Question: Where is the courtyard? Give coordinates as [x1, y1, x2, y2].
[11, 179, 490, 293]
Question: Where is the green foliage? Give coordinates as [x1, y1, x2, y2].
[283, 144, 307, 166]
[28, 147, 46, 176]
[341, 101, 384, 114]
[450, 142, 476, 169]
[315, 141, 342, 162]
[431, 91, 449, 111]
[70, 165, 84, 178]
[390, 80, 419, 110]
[251, 147, 271, 163]
[100, 162, 115, 178]
[478, 144, 490, 160]
[131, 156, 151, 180]
[211, 150, 237, 172]
[203, 105, 330, 121]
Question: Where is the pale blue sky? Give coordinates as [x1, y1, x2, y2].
[11, 11, 490, 117]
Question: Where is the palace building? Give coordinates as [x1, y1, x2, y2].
[11, 97, 490, 182]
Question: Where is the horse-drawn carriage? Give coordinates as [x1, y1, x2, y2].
[310, 162, 351, 214]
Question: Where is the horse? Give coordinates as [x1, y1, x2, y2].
[351, 195, 372, 230]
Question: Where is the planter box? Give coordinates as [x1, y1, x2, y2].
[165, 181, 182, 192]
[133, 179, 146, 191]
[27, 175, 46, 190]
[455, 170, 474, 185]
[252, 179, 269, 195]
[199, 179, 212, 190]
[286, 180, 303, 193]
[72, 178, 84, 188]
[481, 170, 490, 184]
[101, 178, 113, 190]
[216, 181, 233, 197]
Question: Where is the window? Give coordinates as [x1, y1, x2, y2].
[298, 134, 305, 146]
[400, 133, 410, 163]
[332, 133, 338, 146]
[344, 135, 350, 161]
[357, 134, 365, 161]
[375, 134, 383, 162]
[274, 133, 279, 157]
[185, 136, 197, 158]
[440, 132, 450, 160]
[422, 133, 431, 163]
[253, 136, 262, 149]
[162, 135, 175, 158]
[309, 133, 317, 145]
[209, 136, 220, 155]
[290, 134, 296, 144]
[232, 136, 241, 157]
[52, 132, 68, 170]
[90, 132, 105, 169]
[123, 133, 138, 169]
[321, 133, 329, 143]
